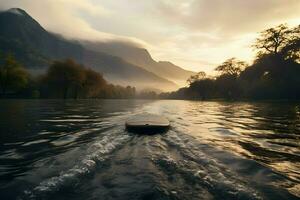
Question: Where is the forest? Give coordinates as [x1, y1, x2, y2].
[165, 24, 300, 100]
[0, 57, 136, 99]
[0, 24, 299, 100]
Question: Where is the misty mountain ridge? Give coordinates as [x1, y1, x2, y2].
[0, 8, 83, 67]
[82, 40, 195, 86]
[0, 8, 194, 91]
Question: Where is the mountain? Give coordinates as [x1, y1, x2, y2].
[0, 8, 83, 67]
[81, 41, 196, 86]
[0, 8, 177, 91]
[81, 50, 177, 90]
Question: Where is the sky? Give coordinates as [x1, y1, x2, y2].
[0, 0, 300, 72]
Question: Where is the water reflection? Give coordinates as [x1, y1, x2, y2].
[0, 100, 299, 199]
[152, 101, 300, 198]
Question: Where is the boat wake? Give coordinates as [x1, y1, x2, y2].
[20, 128, 131, 200]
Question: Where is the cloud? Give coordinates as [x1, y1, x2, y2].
[0, 0, 148, 46]
[0, 0, 299, 72]
[155, 0, 300, 35]
[142, 0, 300, 70]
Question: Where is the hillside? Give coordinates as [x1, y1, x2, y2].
[0, 8, 177, 91]
[81, 41, 195, 86]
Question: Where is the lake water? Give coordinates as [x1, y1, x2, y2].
[0, 99, 299, 200]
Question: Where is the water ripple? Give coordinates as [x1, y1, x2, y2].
[0, 100, 299, 199]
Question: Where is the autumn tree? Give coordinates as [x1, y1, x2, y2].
[41, 59, 136, 99]
[0, 53, 29, 96]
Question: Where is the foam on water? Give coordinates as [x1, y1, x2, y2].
[158, 131, 264, 199]
[21, 129, 131, 199]
[22, 139, 50, 147]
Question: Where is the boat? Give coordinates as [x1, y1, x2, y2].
[125, 113, 170, 134]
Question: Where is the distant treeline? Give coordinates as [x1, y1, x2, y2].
[1, 24, 299, 100]
[163, 24, 300, 100]
[0, 57, 136, 99]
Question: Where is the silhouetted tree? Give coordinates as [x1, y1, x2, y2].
[215, 74, 242, 99]
[280, 25, 300, 62]
[253, 24, 296, 57]
[138, 89, 158, 99]
[82, 68, 107, 98]
[43, 59, 85, 98]
[215, 58, 247, 76]
[125, 86, 136, 98]
[167, 24, 300, 100]
[187, 71, 206, 85]
[188, 78, 215, 99]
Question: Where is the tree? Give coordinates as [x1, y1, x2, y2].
[82, 68, 107, 98]
[215, 58, 247, 76]
[166, 24, 300, 101]
[280, 25, 300, 62]
[44, 59, 85, 99]
[0, 53, 29, 96]
[187, 71, 206, 85]
[253, 24, 296, 57]
[188, 78, 215, 99]
[125, 86, 136, 98]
